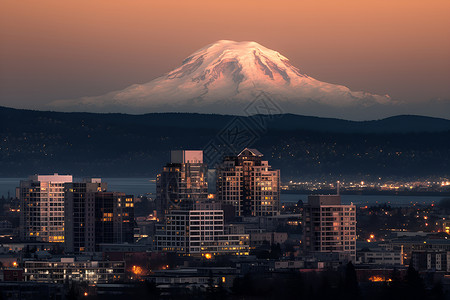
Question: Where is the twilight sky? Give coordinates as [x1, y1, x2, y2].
[1, 0, 449, 118]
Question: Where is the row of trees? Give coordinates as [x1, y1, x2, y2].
[60, 262, 447, 300]
[230, 263, 445, 300]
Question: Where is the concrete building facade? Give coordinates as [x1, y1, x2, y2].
[155, 202, 249, 256]
[411, 250, 450, 272]
[23, 258, 125, 284]
[156, 150, 208, 219]
[303, 195, 356, 261]
[64, 179, 107, 254]
[94, 192, 135, 251]
[19, 174, 73, 242]
[216, 148, 280, 217]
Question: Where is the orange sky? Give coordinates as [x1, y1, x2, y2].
[1, 0, 449, 110]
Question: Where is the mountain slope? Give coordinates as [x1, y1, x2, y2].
[50, 40, 392, 118]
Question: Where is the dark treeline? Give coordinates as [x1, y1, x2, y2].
[64, 263, 446, 300]
[1, 106, 450, 179]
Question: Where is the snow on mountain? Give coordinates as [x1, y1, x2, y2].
[49, 40, 392, 117]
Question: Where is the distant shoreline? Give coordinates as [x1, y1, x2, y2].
[281, 189, 450, 197]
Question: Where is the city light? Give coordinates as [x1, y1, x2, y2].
[369, 276, 392, 282]
[2, 0, 449, 298]
[131, 265, 144, 276]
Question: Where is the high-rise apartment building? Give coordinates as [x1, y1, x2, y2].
[19, 174, 73, 242]
[155, 201, 249, 255]
[64, 179, 107, 254]
[156, 150, 208, 219]
[20, 175, 134, 251]
[94, 192, 135, 250]
[303, 195, 356, 261]
[216, 148, 280, 217]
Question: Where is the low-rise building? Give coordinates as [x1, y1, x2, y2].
[411, 250, 450, 272]
[357, 248, 403, 265]
[145, 267, 238, 289]
[250, 232, 288, 247]
[380, 237, 450, 263]
[1, 268, 24, 281]
[274, 260, 305, 270]
[23, 258, 125, 284]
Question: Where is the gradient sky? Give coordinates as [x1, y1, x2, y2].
[1, 0, 449, 115]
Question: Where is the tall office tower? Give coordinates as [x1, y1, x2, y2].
[156, 150, 208, 219]
[19, 174, 73, 242]
[303, 195, 356, 261]
[94, 192, 135, 250]
[216, 148, 280, 217]
[155, 201, 249, 255]
[64, 179, 107, 254]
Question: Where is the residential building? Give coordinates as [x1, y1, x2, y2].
[411, 250, 450, 272]
[274, 260, 305, 270]
[303, 195, 356, 261]
[155, 201, 249, 256]
[23, 258, 125, 284]
[380, 237, 450, 263]
[250, 232, 288, 247]
[1, 268, 24, 281]
[156, 150, 208, 219]
[19, 174, 73, 242]
[216, 148, 280, 217]
[64, 178, 107, 254]
[94, 192, 135, 251]
[357, 248, 403, 265]
[146, 267, 238, 289]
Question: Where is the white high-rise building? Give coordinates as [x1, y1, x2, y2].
[155, 201, 249, 256]
[303, 195, 356, 261]
[19, 174, 73, 242]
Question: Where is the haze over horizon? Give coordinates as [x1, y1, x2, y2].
[1, 0, 449, 120]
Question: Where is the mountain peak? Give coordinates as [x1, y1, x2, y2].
[49, 40, 392, 119]
[167, 40, 306, 88]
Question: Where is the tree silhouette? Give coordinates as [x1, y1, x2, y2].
[344, 261, 360, 300]
[405, 264, 425, 300]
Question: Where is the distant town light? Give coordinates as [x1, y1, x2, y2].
[369, 276, 392, 282]
[131, 265, 144, 276]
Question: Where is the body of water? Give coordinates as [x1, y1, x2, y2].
[1, 178, 445, 207]
[281, 193, 443, 207]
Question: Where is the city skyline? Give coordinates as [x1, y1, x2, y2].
[2, 149, 450, 298]
[1, 1, 450, 298]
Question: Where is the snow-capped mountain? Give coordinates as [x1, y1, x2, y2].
[50, 40, 393, 118]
